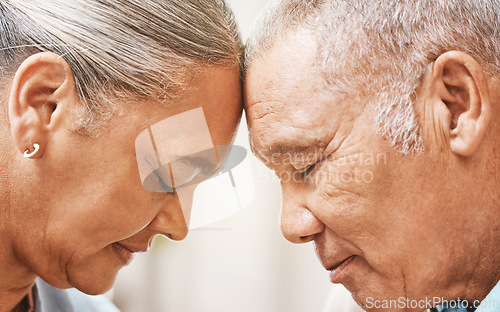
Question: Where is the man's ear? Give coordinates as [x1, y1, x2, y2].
[426, 51, 491, 157]
[9, 52, 80, 159]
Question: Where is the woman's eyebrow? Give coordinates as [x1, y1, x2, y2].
[174, 154, 217, 170]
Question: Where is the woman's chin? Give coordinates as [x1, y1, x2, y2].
[40, 270, 117, 295]
[75, 283, 114, 296]
[69, 274, 118, 296]
[62, 260, 122, 295]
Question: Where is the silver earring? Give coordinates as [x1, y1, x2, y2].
[24, 143, 40, 159]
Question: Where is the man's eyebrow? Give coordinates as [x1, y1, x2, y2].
[264, 142, 314, 156]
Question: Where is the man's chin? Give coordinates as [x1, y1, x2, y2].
[350, 290, 372, 312]
[346, 286, 403, 312]
[351, 291, 434, 312]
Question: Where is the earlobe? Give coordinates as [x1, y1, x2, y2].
[428, 51, 491, 157]
[8, 52, 79, 159]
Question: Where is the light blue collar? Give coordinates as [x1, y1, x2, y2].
[476, 280, 500, 312]
[433, 300, 473, 312]
[433, 280, 500, 312]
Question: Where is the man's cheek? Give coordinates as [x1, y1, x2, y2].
[314, 178, 367, 228]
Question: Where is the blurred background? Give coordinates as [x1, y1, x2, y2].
[110, 1, 340, 311]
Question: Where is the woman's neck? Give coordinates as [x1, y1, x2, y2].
[0, 152, 37, 311]
[0, 283, 34, 312]
[0, 232, 37, 312]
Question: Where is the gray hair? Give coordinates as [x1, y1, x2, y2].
[245, 0, 500, 154]
[0, 0, 242, 133]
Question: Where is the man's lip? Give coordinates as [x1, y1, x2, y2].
[328, 255, 356, 284]
[325, 255, 355, 271]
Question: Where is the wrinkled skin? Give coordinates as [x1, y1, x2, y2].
[244, 29, 500, 311]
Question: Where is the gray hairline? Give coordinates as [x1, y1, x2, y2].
[244, 0, 500, 155]
[1, 0, 243, 135]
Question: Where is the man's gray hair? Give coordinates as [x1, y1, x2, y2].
[245, 0, 500, 154]
[0, 0, 242, 132]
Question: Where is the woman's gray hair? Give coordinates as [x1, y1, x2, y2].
[0, 0, 242, 132]
[245, 0, 500, 155]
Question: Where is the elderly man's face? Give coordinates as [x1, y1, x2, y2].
[244, 30, 492, 311]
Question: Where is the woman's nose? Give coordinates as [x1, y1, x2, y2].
[147, 195, 189, 241]
[280, 182, 325, 244]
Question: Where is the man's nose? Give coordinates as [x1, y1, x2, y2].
[147, 195, 189, 241]
[280, 182, 325, 244]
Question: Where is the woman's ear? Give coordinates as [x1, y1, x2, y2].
[8, 52, 80, 159]
[423, 51, 491, 157]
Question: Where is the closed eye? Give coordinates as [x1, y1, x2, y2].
[301, 161, 320, 179]
[155, 171, 177, 196]
[145, 157, 176, 195]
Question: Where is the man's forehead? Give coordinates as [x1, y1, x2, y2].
[247, 95, 340, 163]
[244, 28, 370, 162]
[244, 30, 319, 111]
[250, 125, 323, 160]
[244, 49, 325, 130]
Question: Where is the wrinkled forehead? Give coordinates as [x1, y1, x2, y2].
[245, 36, 319, 120]
[244, 66, 339, 162]
[244, 32, 364, 162]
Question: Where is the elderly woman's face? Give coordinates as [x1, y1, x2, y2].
[12, 63, 242, 294]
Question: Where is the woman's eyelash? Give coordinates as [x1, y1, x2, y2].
[154, 172, 177, 196]
[301, 161, 320, 178]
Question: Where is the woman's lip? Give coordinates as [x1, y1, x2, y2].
[112, 242, 134, 265]
[330, 255, 355, 284]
